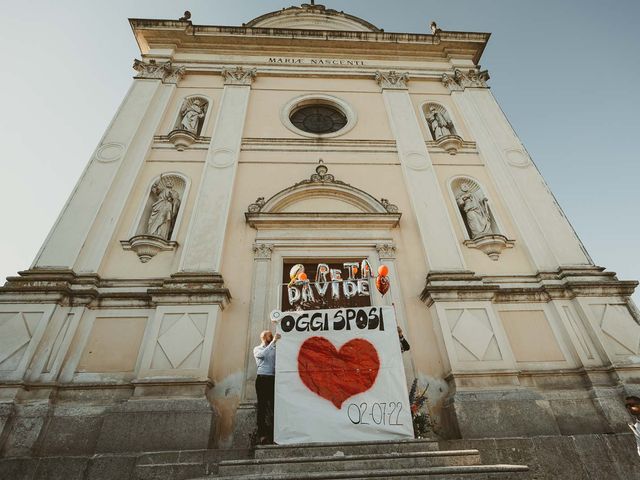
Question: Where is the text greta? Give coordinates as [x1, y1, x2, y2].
[280, 306, 385, 333]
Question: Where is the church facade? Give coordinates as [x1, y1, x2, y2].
[1, 3, 639, 474]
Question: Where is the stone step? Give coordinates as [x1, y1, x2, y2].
[255, 439, 439, 459]
[135, 449, 252, 480]
[218, 450, 481, 476]
[204, 464, 529, 479]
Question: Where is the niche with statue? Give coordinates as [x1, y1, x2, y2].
[423, 103, 464, 154]
[168, 96, 209, 150]
[121, 173, 187, 262]
[451, 177, 514, 260]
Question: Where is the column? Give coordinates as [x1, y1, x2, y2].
[33, 60, 183, 272]
[376, 71, 466, 271]
[180, 67, 256, 273]
[444, 68, 591, 269]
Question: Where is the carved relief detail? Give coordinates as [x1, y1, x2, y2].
[133, 59, 186, 84]
[247, 197, 266, 213]
[222, 66, 257, 86]
[442, 68, 490, 91]
[380, 198, 399, 214]
[253, 243, 274, 260]
[375, 71, 410, 90]
[376, 243, 397, 260]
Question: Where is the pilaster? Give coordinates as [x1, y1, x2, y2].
[376, 71, 466, 271]
[375, 243, 416, 381]
[444, 70, 591, 270]
[180, 67, 256, 273]
[34, 61, 183, 272]
[241, 243, 274, 401]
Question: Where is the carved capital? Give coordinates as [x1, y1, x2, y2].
[375, 71, 409, 90]
[253, 243, 274, 260]
[222, 66, 257, 86]
[442, 68, 490, 91]
[376, 243, 397, 260]
[133, 59, 186, 84]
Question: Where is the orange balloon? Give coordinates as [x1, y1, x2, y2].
[378, 265, 389, 277]
[298, 272, 308, 281]
[375, 275, 390, 296]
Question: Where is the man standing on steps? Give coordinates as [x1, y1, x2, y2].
[254, 330, 281, 445]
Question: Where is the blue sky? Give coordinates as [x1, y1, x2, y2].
[0, 0, 638, 303]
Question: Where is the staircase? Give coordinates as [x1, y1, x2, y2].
[192, 439, 529, 479]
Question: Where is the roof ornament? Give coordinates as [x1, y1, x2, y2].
[179, 11, 191, 22]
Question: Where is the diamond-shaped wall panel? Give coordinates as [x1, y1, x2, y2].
[601, 305, 640, 354]
[0, 313, 31, 364]
[451, 310, 494, 361]
[157, 313, 204, 368]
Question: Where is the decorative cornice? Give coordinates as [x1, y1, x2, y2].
[0, 269, 231, 308]
[133, 59, 185, 84]
[376, 243, 397, 260]
[375, 71, 409, 90]
[147, 272, 231, 307]
[420, 267, 639, 307]
[253, 243, 274, 260]
[222, 66, 257, 86]
[442, 68, 490, 91]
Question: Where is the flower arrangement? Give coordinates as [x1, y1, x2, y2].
[409, 378, 433, 438]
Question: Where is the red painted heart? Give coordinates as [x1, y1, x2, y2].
[297, 336, 380, 409]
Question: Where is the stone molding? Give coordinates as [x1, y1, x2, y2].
[442, 68, 490, 91]
[375, 70, 409, 90]
[0, 269, 231, 308]
[463, 234, 515, 261]
[420, 267, 639, 307]
[147, 272, 231, 307]
[221, 66, 257, 86]
[133, 59, 186, 84]
[120, 235, 178, 263]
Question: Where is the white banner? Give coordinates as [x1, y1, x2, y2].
[274, 306, 414, 444]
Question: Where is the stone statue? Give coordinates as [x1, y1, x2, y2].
[456, 183, 493, 238]
[179, 99, 206, 134]
[146, 178, 181, 240]
[426, 106, 453, 139]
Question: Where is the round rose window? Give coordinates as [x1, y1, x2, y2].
[289, 105, 348, 134]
